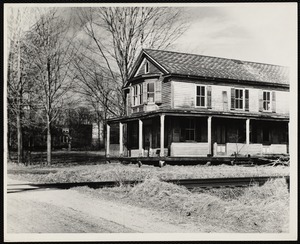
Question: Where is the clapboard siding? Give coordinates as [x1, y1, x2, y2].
[160, 80, 172, 109]
[134, 58, 162, 77]
[276, 91, 289, 115]
[171, 142, 209, 156]
[226, 143, 263, 156]
[172, 80, 289, 115]
[173, 82, 195, 108]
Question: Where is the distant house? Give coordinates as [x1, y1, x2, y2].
[25, 124, 94, 150]
[106, 49, 289, 158]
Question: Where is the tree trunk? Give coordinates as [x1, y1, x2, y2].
[47, 119, 52, 165]
[16, 40, 23, 164]
[16, 111, 23, 164]
[103, 119, 107, 158]
[98, 119, 101, 150]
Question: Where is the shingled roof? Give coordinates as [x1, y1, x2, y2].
[140, 49, 289, 86]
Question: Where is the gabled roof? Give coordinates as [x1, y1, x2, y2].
[128, 49, 289, 86]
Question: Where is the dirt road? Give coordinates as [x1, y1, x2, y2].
[6, 178, 201, 233]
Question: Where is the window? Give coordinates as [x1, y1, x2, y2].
[231, 88, 249, 111]
[235, 89, 243, 109]
[147, 82, 155, 103]
[133, 84, 142, 106]
[61, 135, 68, 143]
[196, 85, 206, 107]
[185, 119, 195, 141]
[145, 61, 149, 74]
[263, 91, 271, 111]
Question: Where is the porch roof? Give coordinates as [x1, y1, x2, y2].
[107, 109, 289, 124]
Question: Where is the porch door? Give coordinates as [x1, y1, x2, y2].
[216, 124, 226, 144]
[262, 126, 270, 145]
[144, 125, 152, 156]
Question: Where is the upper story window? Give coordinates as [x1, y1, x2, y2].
[196, 85, 206, 107]
[235, 89, 244, 109]
[263, 91, 271, 111]
[147, 82, 155, 103]
[145, 61, 149, 74]
[133, 84, 142, 106]
[231, 88, 249, 111]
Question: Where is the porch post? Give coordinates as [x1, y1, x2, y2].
[119, 122, 123, 155]
[106, 123, 110, 156]
[160, 114, 165, 157]
[246, 119, 250, 145]
[287, 122, 289, 154]
[139, 119, 143, 156]
[207, 116, 212, 155]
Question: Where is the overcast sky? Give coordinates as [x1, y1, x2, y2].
[172, 3, 297, 67]
[175, 3, 296, 67]
[5, 3, 297, 68]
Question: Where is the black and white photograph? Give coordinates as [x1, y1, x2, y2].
[3, 2, 297, 242]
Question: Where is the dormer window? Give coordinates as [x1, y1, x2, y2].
[145, 60, 149, 74]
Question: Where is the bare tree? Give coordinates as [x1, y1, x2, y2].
[26, 8, 79, 164]
[7, 7, 36, 163]
[72, 52, 122, 150]
[76, 7, 188, 115]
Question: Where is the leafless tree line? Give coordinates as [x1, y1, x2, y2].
[6, 6, 188, 165]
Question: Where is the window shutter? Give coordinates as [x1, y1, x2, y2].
[128, 87, 132, 115]
[130, 86, 133, 106]
[207, 86, 212, 108]
[222, 91, 228, 111]
[245, 89, 249, 111]
[272, 91, 276, 113]
[143, 82, 147, 104]
[259, 90, 263, 112]
[155, 77, 162, 104]
[230, 88, 235, 110]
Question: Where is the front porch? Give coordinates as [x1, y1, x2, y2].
[106, 112, 289, 158]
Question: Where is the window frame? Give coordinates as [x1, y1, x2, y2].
[147, 82, 155, 103]
[234, 88, 245, 110]
[262, 90, 272, 112]
[132, 83, 143, 107]
[195, 84, 207, 108]
[145, 60, 149, 74]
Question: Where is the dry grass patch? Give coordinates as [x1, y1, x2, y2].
[8, 162, 289, 184]
[125, 177, 289, 232]
[73, 175, 289, 233]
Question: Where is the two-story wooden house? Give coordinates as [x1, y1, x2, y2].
[106, 49, 289, 159]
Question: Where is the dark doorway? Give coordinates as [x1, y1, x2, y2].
[262, 126, 270, 144]
[216, 125, 227, 144]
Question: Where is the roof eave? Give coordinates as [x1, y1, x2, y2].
[164, 73, 289, 89]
